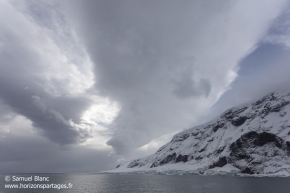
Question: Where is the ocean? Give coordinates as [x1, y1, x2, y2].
[0, 173, 289, 193]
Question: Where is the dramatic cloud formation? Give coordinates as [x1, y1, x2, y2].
[0, 0, 95, 144]
[1, 0, 290, 172]
[67, 0, 287, 155]
[264, 4, 290, 47]
[0, 115, 116, 173]
[195, 7, 290, 126]
[0, 0, 119, 172]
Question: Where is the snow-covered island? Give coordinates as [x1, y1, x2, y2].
[101, 90, 290, 177]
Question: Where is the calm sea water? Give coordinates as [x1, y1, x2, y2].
[0, 173, 289, 193]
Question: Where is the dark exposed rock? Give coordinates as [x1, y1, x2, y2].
[176, 154, 188, 163]
[195, 155, 203, 161]
[233, 107, 248, 114]
[253, 97, 266, 107]
[223, 110, 234, 120]
[128, 162, 139, 168]
[150, 162, 158, 168]
[171, 133, 190, 142]
[217, 131, 289, 173]
[207, 153, 212, 158]
[272, 100, 289, 112]
[230, 150, 249, 160]
[241, 167, 254, 174]
[229, 136, 251, 160]
[115, 91, 290, 176]
[150, 153, 177, 168]
[222, 107, 247, 120]
[286, 141, 290, 156]
[215, 146, 225, 155]
[209, 157, 227, 169]
[156, 145, 166, 153]
[207, 138, 214, 142]
[231, 116, 247, 126]
[127, 159, 145, 168]
[260, 100, 289, 117]
[198, 146, 207, 153]
[229, 131, 286, 164]
[253, 132, 282, 148]
[230, 131, 283, 149]
[160, 153, 177, 165]
[213, 122, 225, 132]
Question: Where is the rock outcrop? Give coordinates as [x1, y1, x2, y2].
[104, 90, 290, 176]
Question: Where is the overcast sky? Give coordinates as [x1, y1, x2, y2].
[0, 0, 290, 173]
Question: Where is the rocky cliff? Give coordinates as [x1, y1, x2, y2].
[104, 90, 290, 176]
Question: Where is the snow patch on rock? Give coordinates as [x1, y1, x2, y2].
[101, 90, 290, 177]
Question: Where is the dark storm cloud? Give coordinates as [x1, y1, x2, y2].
[0, 45, 91, 144]
[0, 0, 93, 145]
[67, 0, 287, 155]
[0, 128, 116, 173]
[68, 0, 221, 155]
[68, 0, 227, 99]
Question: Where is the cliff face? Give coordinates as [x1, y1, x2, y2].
[109, 90, 290, 176]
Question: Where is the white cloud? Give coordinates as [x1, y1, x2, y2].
[0, 0, 289, 169]
[0, 0, 94, 97]
[67, 0, 288, 157]
[0, 0, 117, 145]
[263, 3, 290, 48]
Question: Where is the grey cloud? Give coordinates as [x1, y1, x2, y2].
[263, 3, 290, 47]
[0, 0, 288, 173]
[197, 42, 290, 125]
[174, 75, 212, 99]
[0, 101, 15, 123]
[0, 75, 91, 144]
[67, 0, 286, 156]
[68, 0, 219, 155]
[198, 79, 212, 97]
[0, 130, 116, 173]
[172, 56, 212, 99]
[0, 1, 92, 145]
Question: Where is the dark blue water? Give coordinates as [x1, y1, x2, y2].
[0, 173, 289, 193]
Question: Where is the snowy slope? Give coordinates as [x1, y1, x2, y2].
[102, 90, 290, 176]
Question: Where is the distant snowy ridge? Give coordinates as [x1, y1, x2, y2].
[101, 90, 290, 177]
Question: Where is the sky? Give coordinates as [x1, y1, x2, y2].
[0, 0, 290, 173]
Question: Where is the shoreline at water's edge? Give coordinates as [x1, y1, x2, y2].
[97, 169, 290, 177]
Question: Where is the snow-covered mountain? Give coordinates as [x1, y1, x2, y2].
[103, 90, 290, 176]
